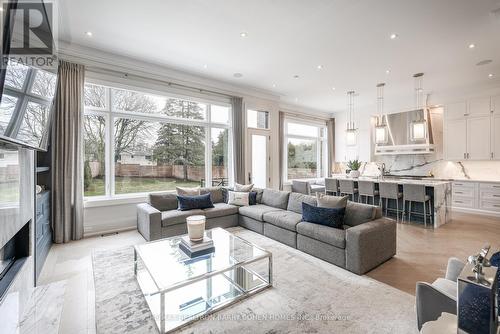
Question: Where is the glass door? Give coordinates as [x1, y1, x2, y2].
[247, 129, 269, 188]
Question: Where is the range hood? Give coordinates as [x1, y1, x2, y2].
[373, 108, 435, 155]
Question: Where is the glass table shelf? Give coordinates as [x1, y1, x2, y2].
[134, 228, 272, 333]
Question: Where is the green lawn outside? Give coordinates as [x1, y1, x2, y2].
[84, 177, 200, 197]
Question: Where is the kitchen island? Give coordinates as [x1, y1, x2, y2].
[330, 174, 452, 228]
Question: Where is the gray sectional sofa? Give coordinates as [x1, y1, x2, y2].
[137, 187, 396, 275]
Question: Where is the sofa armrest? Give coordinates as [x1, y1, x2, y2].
[445, 257, 466, 282]
[137, 203, 162, 241]
[345, 218, 396, 274]
[415, 282, 457, 330]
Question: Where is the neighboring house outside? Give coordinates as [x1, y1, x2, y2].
[117, 151, 157, 166]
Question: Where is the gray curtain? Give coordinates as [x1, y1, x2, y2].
[278, 111, 285, 189]
[231, 97, 245, 184]
[51, 60, 85, 243]
[327, 118, 335, 177]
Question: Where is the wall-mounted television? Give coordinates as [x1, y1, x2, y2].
[0, 0, 58, 151]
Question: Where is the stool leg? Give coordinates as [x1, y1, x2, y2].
[409, 201, 412, 223]
[423, 200, 427, 228]
[385, 198, 388, 217]
[396, 198, 399, 222]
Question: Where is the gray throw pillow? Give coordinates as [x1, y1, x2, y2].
[316, 193, 349, 209]
[176, 186, 200, 196]
[234, 183, 254, 192]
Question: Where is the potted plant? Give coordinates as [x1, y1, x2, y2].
[347, 159, 362, 178]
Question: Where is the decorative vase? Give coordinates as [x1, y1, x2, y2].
[186, 215, 206, 241]
[349, 170, 360, 178]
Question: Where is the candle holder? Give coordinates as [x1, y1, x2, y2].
[186, 215, 206, 242]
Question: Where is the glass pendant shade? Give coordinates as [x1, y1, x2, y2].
[411, 120, 427, 141]
[374, 125, 388, 144]
[346, 129, 357, 146]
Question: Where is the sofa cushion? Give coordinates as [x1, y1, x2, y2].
[297, 222, 346, 249]
[202, 202, 239, 219]
[302, 202, 345, 229]
[316, 193, 349, 209]
[200, 187, 224, 203]
[263, 210, 302, 232]
[287, 192, 317, 214]
[177, 193, 214, 211]
[148, 192, 178, 211]
[238, 204, 283, 222]
[253, 188, 264, 203]
[261, 189, 290, 209]
[344, 202, 378, 227]
[161, 209, 205, 227]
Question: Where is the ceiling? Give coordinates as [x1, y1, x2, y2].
[58, 0, 500, 113]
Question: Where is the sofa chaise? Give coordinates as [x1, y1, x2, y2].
[137, 187, 396, 275]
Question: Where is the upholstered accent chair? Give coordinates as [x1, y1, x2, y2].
[415, 257, 466, 330]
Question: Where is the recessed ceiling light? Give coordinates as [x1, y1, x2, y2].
[385, 69, 391, 74]
[0, 8, 3, 12]
[317, 65, 323, 70]
[233, 72, 243, 78]
[390, 33, 398, 40]
[332, 87, 336, 91]
[272, 83, 276, 88]
[468, 43, 475, 49]
[293, 75, 300, 79]
[203, 64, 208, 69]
[489, 73, 494, 78]
[85, 31, 93, 37]
[240, 32, 248, 38]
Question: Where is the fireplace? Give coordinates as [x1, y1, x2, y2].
[0, 221, 30, 301]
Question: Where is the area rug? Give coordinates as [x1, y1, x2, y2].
[93, 227, 418, 333]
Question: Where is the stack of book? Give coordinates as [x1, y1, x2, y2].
[179, 235, 215, 258]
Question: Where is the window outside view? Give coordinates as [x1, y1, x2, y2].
[286, 121, 326, 180]
[83, 84, 231, 197]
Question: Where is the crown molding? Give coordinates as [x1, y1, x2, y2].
[57, 41, 281, 103]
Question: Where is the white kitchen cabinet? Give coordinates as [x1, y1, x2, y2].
[492, 95, 500, 115]
[453, 181, 500, 215]
[445, 101, 467, 120]
[445, 118, 467, 160]
[467, 116, 491, 160]
[468, 97, 492, 117]
[493, 115, 500, 159]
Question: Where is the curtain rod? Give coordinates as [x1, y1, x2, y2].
[86, 65, 237, 100]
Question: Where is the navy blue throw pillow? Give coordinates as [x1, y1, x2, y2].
[177, 193, 214, 211]
[490, 252, 500, 310]
[301, 202, 345, 228]
[249, 191, 258, 205]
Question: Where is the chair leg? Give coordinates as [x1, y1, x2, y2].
[396, 198, 399, 222]
[385, 198, 388, 217]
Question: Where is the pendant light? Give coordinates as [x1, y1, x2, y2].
[410, 73, 427, 141]
[346, 91, 357, 146]
[374, 83, 388, 144]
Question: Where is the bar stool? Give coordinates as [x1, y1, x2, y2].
[379, 182, 403, 221]
[338, 179, 358, 202]
[403, 184, 433, 228]
[357, 180, 379, 205]
[325, 178, 339, 196]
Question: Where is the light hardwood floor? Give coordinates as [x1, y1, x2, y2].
[38, 212, 500, 333]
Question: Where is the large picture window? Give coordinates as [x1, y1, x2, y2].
[83, 82, 232, 198]
[284, 119, 327, 181]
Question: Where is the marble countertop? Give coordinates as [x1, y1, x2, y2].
[329, 174, 451, 187]
[433, 178, 500, 184]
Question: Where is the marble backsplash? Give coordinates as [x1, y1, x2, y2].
[333, 158, 500, 182]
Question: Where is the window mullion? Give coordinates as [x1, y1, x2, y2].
[108, 88, 114, 197]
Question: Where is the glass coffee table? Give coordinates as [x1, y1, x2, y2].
[134, 227, 273, 333]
